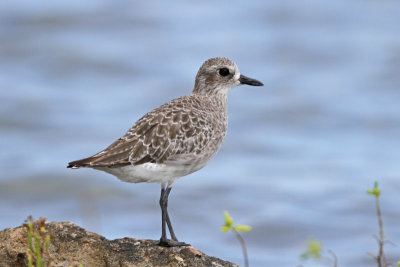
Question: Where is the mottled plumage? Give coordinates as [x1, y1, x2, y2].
[69, 95, 226, 169]
[67, 57, 263, 246]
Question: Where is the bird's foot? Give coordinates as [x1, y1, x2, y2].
[156, 238, 190, 247]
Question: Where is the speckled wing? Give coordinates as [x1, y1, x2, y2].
[67, 97, 213, 168]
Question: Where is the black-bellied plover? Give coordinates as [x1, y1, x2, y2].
[68, 57, 263, 247]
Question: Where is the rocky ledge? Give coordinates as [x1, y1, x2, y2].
[0, 220, 238, 267]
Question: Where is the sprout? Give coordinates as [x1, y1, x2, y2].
[367, 181, 381, 198]
[221, 211, 251, 267]
[301, 238, 322, 260]
[221, 211, 251, 233]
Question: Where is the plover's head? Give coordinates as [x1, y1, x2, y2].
[193, 57, 263, 95]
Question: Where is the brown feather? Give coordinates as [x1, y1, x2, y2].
[67, 94, 227, 169]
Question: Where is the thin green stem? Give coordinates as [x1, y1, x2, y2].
[28, 223, 34, 253]
[34, 233, 42, 267]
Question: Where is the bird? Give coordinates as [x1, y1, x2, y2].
[67, 57, 263, 247]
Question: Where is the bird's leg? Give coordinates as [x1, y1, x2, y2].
[157, 184, 168, 246]
[164, 186, 178, 241]
[157, 183, 189, 247]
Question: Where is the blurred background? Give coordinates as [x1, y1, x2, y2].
[1, 1, 400, 266]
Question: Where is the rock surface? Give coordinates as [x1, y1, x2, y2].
[0, 221, 238, 267]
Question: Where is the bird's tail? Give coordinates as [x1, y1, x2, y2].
[67, 157, 94, 169]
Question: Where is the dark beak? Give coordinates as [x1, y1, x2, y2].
[239, 75, 263, 86]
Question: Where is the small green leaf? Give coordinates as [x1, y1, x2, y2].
[308, 239, 321, 258]
[223, 211, 233, 227]
[221, 226, 230, 232]
[301, 238, 322, 260]
[397, 261, 400, 267]
[367, 181, 380, 197]
[300, 251, 309, 260]
[234, 225, 252, 232]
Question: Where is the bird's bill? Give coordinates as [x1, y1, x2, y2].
[239, 75, 263, 86]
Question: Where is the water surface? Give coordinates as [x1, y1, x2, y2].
[1, 1, 400, 266]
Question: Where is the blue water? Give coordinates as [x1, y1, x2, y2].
[1, 1, 400, 266]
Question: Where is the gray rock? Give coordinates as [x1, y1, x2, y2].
[0, 221, 238, 267]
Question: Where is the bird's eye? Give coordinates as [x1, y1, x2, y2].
[218, 68, 230, 77]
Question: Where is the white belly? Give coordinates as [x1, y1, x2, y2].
[94, 159, 209, 185]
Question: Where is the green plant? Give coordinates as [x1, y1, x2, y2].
[299, 181, 400, 267]
[367, 181, 388, 267]
[25, 216, 51, 267]
[299, 238, 337, 267]
[221, 211, 252, 267]
[300, 238, 322, 260]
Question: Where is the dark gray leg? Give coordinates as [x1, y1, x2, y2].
[158, 186, 168, 244]
[156, 184, 189, 247]
[163, 186, 178, 241]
